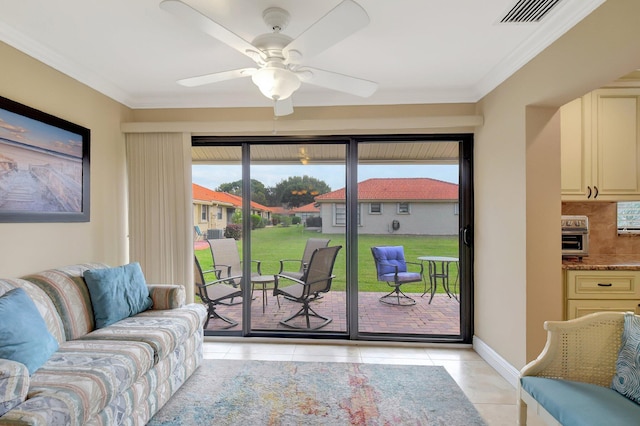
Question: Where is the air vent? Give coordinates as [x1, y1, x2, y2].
[500, 0, 562, 23]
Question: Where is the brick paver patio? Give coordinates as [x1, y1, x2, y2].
[203, 289, 460, 336]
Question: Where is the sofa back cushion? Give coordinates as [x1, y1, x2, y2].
[0, 278, 65, 344]
[22, 263, 108, 341]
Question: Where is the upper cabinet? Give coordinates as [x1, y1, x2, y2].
[561, 89, 640, 201]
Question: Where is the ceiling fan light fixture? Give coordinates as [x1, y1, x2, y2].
[251, 67, 301, 101]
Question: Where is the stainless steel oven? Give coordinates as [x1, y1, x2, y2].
[561, 215, 589, 259]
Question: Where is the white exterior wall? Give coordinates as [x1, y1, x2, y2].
[319, 201, 458, 235]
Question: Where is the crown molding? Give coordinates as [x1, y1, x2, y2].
[0, 20, 134, 107]
[474, 0, 606, 100]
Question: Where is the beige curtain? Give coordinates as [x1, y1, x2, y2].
[125, 132, 194, 302]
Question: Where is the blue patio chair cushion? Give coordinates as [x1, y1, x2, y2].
[372, 246, 408, 277]
[379, 272, 422, 283]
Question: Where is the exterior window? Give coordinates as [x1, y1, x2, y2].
[334, 204, 346, 226]
[200, 205, 209, 222]
[369, 203, 382, 214]
[333, 203, 361, 226]
[454, 203, 459, 215]
[217, 207, 223, 220]
[397, 202, 411, 214]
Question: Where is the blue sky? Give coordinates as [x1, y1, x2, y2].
[0, 107, 83, 158]
[193, 164, 458, 192]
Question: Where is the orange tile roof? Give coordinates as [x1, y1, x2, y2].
[270, 206, 291, 215]
[192, 183, 272, 212]
[314, 178, 458, 202]
[290, 202, 320, 213]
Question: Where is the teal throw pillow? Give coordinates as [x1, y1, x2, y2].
[611, 312, 640, 404]
[83, 262, 153, 329]
[0, 288, 59, 375]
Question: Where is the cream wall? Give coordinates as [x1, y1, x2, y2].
[0, 42, 132, 277]
[475, 0, 640, 367]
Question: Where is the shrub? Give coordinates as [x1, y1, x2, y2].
[224, 223, 242, 240]
[306, 216, 322, 227]
[292, 216, 301, 225]
[280, 216, 292, 227]
[251, 214, 265, 229]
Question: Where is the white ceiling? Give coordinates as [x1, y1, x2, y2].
[0, 0, 605, 111]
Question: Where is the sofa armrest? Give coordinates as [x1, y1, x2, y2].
[520, 311, 626, 387]
[0, 359, 29, 417]
[147, 284, 185, 310]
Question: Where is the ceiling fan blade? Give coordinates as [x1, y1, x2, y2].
[177, 68, 256, 87]
[274, 98, 294, 116]
[160, 0, 265, 62]
[283, 0, 369, 64]
[301, 68, 377, 97]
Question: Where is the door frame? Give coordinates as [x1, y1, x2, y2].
[192, 133, 474, 343]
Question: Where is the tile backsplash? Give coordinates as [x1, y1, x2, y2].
[562, 202, 640, 255]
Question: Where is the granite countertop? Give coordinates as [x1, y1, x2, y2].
[562, 255, 640, 270]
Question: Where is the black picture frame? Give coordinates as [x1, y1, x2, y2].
[0, 95, 90, 222]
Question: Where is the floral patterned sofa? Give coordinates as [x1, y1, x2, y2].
[0, 263, 206, 426]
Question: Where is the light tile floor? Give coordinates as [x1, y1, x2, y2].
[203, 339, 546, 426]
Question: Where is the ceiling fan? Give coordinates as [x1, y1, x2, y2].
[160, 0, 378, 116]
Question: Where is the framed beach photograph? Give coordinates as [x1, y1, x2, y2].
[0, 95, 90, 222]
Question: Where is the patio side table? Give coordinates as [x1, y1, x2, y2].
[417, 256, 459, 304]
[251, 275, 280, 313]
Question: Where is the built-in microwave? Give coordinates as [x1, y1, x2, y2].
[561, 215, 589, 259]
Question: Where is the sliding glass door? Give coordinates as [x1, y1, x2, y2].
[356, 140, 462, 338]
[249, 142, 347, 334]
[191, 134, 473, 343]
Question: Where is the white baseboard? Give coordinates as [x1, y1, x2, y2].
[473, 335, 520, 388]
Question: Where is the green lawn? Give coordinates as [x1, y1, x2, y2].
[195, 225, 459, 293]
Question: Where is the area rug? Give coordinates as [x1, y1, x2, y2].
[148, 359, 486, 425]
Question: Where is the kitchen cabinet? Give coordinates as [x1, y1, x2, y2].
[561, 89, 640, 201]
[565, 269, 640, 319]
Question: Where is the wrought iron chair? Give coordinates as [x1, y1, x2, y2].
[278, 238, 330, 281]
[371, 246, 423, 306]
[194, 256, 242, 329]
[273, 245, 342, 330]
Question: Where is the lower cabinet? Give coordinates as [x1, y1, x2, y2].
[565, 270, 640, 319]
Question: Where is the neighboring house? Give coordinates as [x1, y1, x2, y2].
[314, 178, 458, 235]
[290, 202, 321, 223]
[269, 206, 291, 217]
[192, 183, 272, 237]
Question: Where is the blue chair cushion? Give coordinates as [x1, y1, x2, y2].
[372, 246, 407, 277]
[521, 376, 640, 426]
[380, 272, 422, 283]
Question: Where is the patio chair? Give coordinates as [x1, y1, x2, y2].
[194, 225, 205, 241]
[371, 246, 423, 306]
[208, 238, 262, 305]
[194, 256, 242, 329]
[278, 238, 330, 280]
[273, 245, 342, 330]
